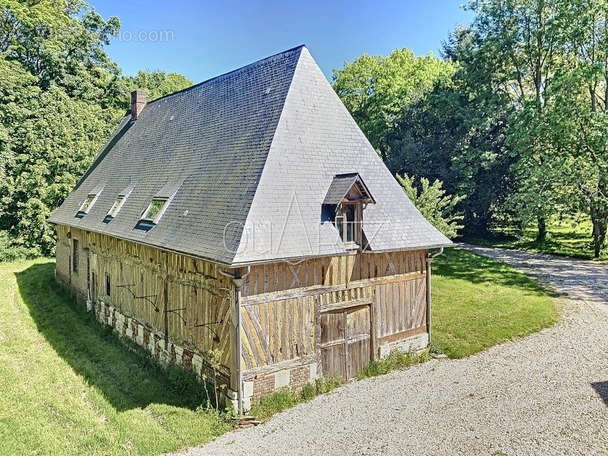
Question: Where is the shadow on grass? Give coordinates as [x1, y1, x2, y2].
[16, 262, 210, 412]
[592, 381, 608, 407]
[434, 248, 546, 294]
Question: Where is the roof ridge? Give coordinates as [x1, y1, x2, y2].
[146, 45, 306, 105]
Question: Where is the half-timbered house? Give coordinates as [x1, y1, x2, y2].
[49, 46, 451, 412]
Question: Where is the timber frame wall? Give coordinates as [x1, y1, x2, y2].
[55, 225, 236, 398]
[239, 250, 428, 403]
[55, 225, 429, 409]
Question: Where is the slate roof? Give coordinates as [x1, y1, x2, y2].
[49, 45, 451, 266]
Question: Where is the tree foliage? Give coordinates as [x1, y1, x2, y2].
[332, 48, 454, 160]
[0, 1, 191, 256]
[125, 70, 193, 102]
[397, 174, 464, 239]
[388, 59, 515, 236]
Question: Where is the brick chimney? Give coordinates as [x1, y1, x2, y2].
[131, 89, 147, 120]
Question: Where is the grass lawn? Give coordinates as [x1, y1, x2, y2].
[0, 260, 229, 456]
[468, 217, 606, 261]
[431, 248, 559, 358]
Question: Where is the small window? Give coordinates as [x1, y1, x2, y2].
[323, 173, 375, 252]
[140, 197, 169, 224]
[72, 239, 79, 273]
[135, 179, 184, 230]
[105, 273, 111, 296]
[75, 183, 105, 219]
[76, 194, 97, 218]
[104, 182, 135, 223]
[105, 195, 126, 221]
[335, 203, 361, 249]
[144, 198, 167, 220]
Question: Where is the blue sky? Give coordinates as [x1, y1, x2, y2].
[91, 1, 474, 83]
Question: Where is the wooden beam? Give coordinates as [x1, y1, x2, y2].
[319, 298, 372, 313]
[377, 325, 427, 346]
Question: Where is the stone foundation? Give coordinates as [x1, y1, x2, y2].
[243, 362, 319, 410]
[378, 333, 429, 358]
[95, 300, 234, 407]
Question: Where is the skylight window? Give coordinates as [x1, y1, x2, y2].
[142, 197, 168, 223]
[76, 194, 98, 218]
[75, 183, 105, 219]
[135, 178, 186, 231]
[104, 196, 126, 221]
[104, 182, 135, 223]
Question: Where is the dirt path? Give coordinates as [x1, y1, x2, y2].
[174, 247, 608, 456]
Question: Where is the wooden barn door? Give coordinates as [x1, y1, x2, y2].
[319, 304, 371, 380]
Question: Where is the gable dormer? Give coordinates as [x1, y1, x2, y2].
[323, 173, 375, 251]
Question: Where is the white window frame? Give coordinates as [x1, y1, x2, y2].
[140, 197, 170, 225]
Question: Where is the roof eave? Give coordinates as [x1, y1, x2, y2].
[228, 241, 454, 268]
[50, 220, 233, 267]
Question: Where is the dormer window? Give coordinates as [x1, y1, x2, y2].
[107, 196, 126, 218]
[336, 202, 362, 248]
[75, 183, 104, 219]
[323, 173, 375, 251]
[78, 195, 97, 216]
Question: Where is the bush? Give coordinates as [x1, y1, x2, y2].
[251, 376, 344, 421]
[357, 349, 430, 379]
[250, 388, 300, 421]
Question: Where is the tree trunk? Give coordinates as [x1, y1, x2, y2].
[592, 218, 606, 259]
[536, 216, 547, 243]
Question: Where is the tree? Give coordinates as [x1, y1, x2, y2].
[1, 0, 122, 103]
[536, 0, 608, 257]
[2, 87, 113, 253]
[388, 71, 515, 236]
[125, 70, 193, 102]
[397, 174, 464, 239]
[463, 0, 567, 242]
[0, 1, 192, 255]
[332, 48, 454, 161]
[386, 26, 516, 236]
[0, 0, 123, 254]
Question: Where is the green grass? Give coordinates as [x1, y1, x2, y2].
[356, 349, 430, 379]
[468, 217, 606, 261]
[431, 248, 559, 358]
[250, 377, 343, 421]
[0, 260, 230, 456]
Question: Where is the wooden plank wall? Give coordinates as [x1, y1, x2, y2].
[374, 276, 426, 340]
[241, 250, 426, 299]
[240, 250, 428, 371]
[240, 296, 316, 370]
[68, 228, 234, 372]
[58, 224, 429, 378]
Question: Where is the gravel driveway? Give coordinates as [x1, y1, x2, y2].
[174, 246, 608, 456]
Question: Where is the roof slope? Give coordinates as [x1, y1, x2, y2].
[50, 46, 451, 266]
[232, 48, 450, 265]
[49, 46, 303, 264]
